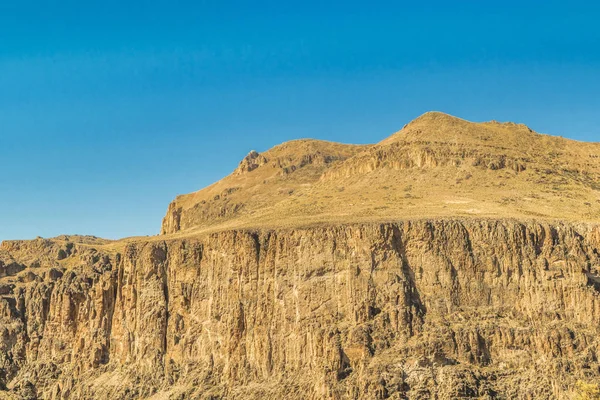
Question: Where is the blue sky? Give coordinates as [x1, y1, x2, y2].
[1, 1, 599, 240]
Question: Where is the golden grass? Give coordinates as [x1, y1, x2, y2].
[154, 112, 600, 239]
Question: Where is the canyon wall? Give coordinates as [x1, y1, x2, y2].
[2, 219, 600, 399]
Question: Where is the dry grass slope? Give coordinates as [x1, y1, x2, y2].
[161, 111, 600, 236]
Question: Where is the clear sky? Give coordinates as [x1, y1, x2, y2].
[1, 1, 599, 241]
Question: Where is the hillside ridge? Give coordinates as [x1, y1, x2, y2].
[161, 111, 600, 236]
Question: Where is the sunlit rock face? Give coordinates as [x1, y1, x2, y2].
[2, 220, 600, 399]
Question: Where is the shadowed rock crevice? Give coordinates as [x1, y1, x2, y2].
[391, 224, 426, 337]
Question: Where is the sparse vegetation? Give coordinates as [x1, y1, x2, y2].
[575, 381, 600, 400]
[57, 249, 67, 260]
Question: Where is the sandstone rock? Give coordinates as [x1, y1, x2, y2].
[1, 220, 600, 398]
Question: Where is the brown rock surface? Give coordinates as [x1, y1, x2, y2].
[2, 113, 600, 399]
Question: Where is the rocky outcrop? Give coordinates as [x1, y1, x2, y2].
[234, 150, 269, 174]
[320, 142, 528, 182]
[0, 239, 119, 400]
[2, 219, 600, 399]
[161, 202, 182, 235]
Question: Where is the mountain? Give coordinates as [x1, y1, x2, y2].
[162, 111, 600, 235]
[1, 112, 600, 399]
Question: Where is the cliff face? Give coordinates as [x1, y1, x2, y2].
[2, 220, 600, 399]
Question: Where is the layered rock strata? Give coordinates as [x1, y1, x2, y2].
[1, 220, 600, 399]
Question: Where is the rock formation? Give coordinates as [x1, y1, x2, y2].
[2, 112, 600, 399]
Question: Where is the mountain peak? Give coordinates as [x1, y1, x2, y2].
[380, 111, 538, 146]
[403, 111, 534, 134]
[410, 110, 465, 123]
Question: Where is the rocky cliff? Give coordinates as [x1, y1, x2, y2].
[2, 112, 600, 399]
[2, 220, 600, 399]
